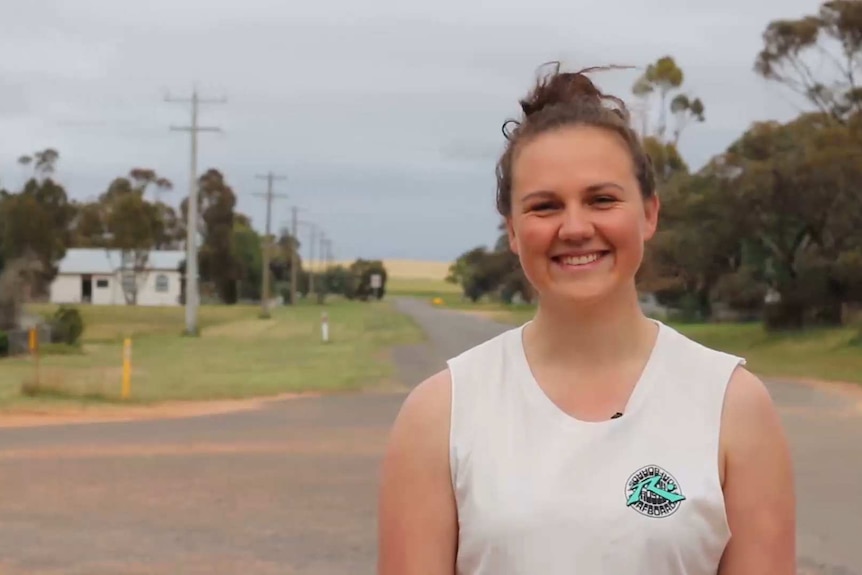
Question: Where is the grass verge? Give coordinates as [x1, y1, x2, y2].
[385, 277, 461, 299]
[0, 299, 424, 409]
[423, 295, 862, 386]
[670, 322, 862, 385]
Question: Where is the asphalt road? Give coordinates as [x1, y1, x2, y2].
[0, 298, 859, 574]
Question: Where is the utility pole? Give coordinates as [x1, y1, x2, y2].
[318, 232, 326, 270]
[294, 218, 316, 301]
[166, 86, 225, 337]
[290, 206, 300, 305]
[309, 224, 316, 297]
[320, 234, 331, 272]
[254, 172, 287, 318]
[325, 239, 334, 269]
[318, 232, 328, 296]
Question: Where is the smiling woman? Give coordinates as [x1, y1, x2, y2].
[378, 62, 796, 575]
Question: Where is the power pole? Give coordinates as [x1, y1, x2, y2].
[166, 86, 225, 336]
[254, 172, 287, 318]
[320, 234, 332, 272]
[318, 232, 328, 296]
[318, 232, 326, 268]
[290, 206, 299, 305]
[309, 223, 318, 297]
[325, 239, 334, 269]
[294, 218, 316, 301]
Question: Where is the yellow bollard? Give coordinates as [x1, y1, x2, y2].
[29, 327, 39, 386]
[121, 338, 132, 399]
[28, 327, 37, 353]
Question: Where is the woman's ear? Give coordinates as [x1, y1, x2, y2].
[506, 217, 519, 254]
[643, 193, 660, 241]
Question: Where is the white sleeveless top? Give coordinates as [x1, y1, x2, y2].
[446, 320, 745, 575]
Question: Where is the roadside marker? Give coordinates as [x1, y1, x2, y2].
[321, 312, 330, 343]
[122, 338, 132, 399]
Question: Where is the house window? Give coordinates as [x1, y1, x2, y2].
[96, 279, 109, 288]
[155, 274, 169, 293]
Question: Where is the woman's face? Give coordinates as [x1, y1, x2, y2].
[506, 125, 659, 306]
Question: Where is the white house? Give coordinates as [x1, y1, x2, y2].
[50, 248, 185, 306]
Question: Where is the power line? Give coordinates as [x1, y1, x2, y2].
[166, 86, 226, 336]
[254, 172, 287, 318]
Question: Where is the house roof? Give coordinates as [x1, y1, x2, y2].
[57, 248, 186, 275]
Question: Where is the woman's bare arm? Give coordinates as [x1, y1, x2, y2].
[719, 367, 796, 574]
[377, 369, 458, 575]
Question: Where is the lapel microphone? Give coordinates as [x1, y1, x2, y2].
[610, 412, 623, 419]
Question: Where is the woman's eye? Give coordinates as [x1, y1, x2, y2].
[531, 202, 556, 212]
[593, 196, 617, 205]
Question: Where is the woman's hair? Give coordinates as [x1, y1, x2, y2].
[495, 62, 656, 216]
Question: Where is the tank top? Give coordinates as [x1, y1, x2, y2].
[446, 319, 745, 575]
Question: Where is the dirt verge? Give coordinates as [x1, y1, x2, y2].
[0, 391, 321, 429]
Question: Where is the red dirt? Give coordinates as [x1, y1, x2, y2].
[0, 392, 321, 429]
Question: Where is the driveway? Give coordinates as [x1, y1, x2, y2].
[0, 298, 858, 574]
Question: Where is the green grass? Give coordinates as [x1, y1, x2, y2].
[25, 303, 255, 343]
[386, 277, 461, 298]
[411, 292, 862, 385]
[670, 322, 862, 385]
[0, 299, 425, 409]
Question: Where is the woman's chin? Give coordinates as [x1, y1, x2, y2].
[536, 274, 629, 308]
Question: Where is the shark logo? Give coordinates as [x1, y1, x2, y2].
[625, 465, 686, 518]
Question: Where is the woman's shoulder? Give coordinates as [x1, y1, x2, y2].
[658, 321, 744, 358]
[378, 368, 460, 572]
[656, 321, 747, 377]
[716, 365, 796, 569]
[706, 333, 787, 490]
[391, 325, 523, 435]
[393, 368, 453, 439]
[722, 365, 783, 449]
[383, 365, 453, 434]
[448, 324, 521, 365]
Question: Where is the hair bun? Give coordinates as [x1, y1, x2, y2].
[518, 61, 633, 122]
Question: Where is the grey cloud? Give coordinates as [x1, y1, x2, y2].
[0, 0, 827, 261]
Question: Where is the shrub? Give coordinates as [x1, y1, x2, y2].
[51, 306, 84, 345]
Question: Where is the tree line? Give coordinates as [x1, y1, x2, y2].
[447, 1, 862, 332]
[0, 151, 389, 326]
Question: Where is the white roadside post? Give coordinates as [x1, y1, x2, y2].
[321, 311, 330, 343]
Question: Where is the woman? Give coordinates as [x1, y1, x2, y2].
[377, 62, 796, 574]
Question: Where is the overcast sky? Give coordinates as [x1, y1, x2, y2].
[0, 0, 821, 262]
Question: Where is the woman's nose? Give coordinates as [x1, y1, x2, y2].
[557, 205, 595, 242]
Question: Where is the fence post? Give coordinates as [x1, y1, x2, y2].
[122, 338, 132, 399]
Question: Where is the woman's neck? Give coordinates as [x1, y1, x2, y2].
[524, 286, 658, 372]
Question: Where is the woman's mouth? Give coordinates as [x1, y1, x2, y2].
[551, 251, 610, 269]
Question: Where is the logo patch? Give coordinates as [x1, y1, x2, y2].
[625, 465, 685, 518]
